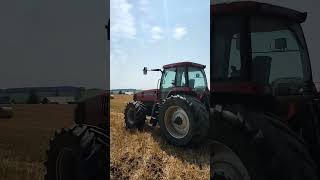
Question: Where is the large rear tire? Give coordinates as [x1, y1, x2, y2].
[45, 125, 108, 180]
[210, 111, 319, 180]
[124, 101, 146, 129]
[159, 95, 209, 146]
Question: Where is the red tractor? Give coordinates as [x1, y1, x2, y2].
[210, 1, 320, 180]
[124, 62, 210, 146]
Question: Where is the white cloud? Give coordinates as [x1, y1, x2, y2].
[139, 0, 150, 13]
[110, 0, 136, 67]
[151, 26, 164, 41]
[110, 47, 128, 65]
[111, 0, 136, 41]
[173, 26, 187, 40]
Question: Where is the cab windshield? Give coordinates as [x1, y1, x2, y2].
[212, 15, 311, 95]
[161, 66, 208, 91]
[250, 16, 311, 87]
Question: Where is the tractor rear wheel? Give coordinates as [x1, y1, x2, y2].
[159, 95, 209, 146]
[124, 101, 146, 129]
[210, 111, 319, 180]
[45, 125, 108, 180]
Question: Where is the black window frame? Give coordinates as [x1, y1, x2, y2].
[175, 66, 188, 87]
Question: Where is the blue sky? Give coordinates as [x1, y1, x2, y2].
[110, 0, 210, 89]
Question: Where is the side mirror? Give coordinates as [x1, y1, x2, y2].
[275, 38, 287, 50]
[143, 67, 148, 75]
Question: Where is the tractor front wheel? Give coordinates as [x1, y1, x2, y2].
[124, 101, 146, 129]
[159, 95, 209, 146]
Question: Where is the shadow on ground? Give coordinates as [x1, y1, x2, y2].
[141, 122, 209, 168]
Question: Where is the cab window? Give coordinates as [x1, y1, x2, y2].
[161, 68, 176, 89]
[188, 67, 207, 90]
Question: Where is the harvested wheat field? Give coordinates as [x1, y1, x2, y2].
[110, 95, 210, 180]
[0, 104, 75, 180]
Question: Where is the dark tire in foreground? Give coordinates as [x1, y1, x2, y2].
[124, 101, 146, 129]
[45, 125, 108, 180]
[210, 111, 319, 180]
[159, 95, 209, 146]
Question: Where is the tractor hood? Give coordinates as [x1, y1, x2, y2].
[134, 89, 159, 102]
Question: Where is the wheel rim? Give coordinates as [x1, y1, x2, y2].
[56, 148, 76, 180]
[164, 106, 190, 139]
[127, 108, 135, 125]
[211, 144, 250, 180]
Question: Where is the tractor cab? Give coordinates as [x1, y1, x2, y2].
[159, 62, 209, 101]
[211, 1, 317, 120]
[141, 62, 209, 109]
[211, 3, 320, 179]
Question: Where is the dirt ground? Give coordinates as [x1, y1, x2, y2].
[110, 95, 210, 180]
[0, 104, 75, 180]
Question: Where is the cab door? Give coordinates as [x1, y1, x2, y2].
[160, 68, 176, 100]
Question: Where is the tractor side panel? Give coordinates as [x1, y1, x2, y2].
[134, 89, 159, 116]
[135, 89, 159, 102]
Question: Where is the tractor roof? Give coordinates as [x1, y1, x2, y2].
[163, 62, 206, 69]
[211, 1, 307, 23]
